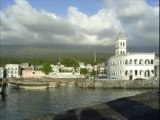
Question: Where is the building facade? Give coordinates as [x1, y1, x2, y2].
[22, 69, 45, 78]
[154, 57, 159, 79]
[107, 33, 155, 80]
[0, 67, 4, 79]
[5, 64, 20, 78]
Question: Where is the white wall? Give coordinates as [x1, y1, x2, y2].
[5, 64, 20, 78]
[107, 53, 155, 80]
[0, 67, 4, 78]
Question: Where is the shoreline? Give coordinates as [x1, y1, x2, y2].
[6, 78, 159, 89]
[26, 90, 159, 120]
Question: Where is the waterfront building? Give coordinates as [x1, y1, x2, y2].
[22, 69, 45, 78]
[97, 62, 106, 74]
[107, 33, 155, 80]
[51, 64, 60, 73]
[0, 67, 4, 78]
[79, 62, 94, 73]
[154, 57, 159, 79]
[5, 64, 20, 78]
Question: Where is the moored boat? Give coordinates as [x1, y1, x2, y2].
[9, 80, 52, 90]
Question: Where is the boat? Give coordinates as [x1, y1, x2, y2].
[9, 80, 50, 90]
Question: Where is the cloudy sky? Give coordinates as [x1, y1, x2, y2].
[0, 0, 159, 48]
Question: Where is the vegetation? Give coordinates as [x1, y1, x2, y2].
[41, 62, 52, 74]
[80, 68, 88, 75]
[0, 52, 113, 67]
[90, 70, 96, 77]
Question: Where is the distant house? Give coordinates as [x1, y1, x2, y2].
[79, 62, 94, 73]
[22, 69, 45, 78]
[5, 64, 20, 78]
[97, 62, 106, 74]
[51, 65, 60, 73]
[20, 63, 30, 69]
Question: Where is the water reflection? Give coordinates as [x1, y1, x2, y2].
[1, 94, 7, 101]
[0, 86, 153, 120]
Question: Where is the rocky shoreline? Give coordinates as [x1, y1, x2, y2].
[27, 90, 159, 120]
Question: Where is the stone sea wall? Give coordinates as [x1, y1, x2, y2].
[10, 78, 159, 89]
[76, 79, 159, 89]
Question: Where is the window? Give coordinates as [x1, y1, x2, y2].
[123, 42, 125, 47]
[129, 59, 132, 64]
[140, 70, 144, 75]
[125, 60, 128, 65]
[120, 60, 122, 65]
[125, 70, 128, 75]
[134, 59, 138, 65]
[151, 59, 154, 64]
[145, 70, 150, 77]
[135, 70, 138, 75]
[151, 70, 154, 74]
[145, 59, 150, 64]
[139, 59, 143, 65]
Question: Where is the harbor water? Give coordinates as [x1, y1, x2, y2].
[0, 86, 153, 120]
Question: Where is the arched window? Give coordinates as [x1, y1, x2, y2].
[130, 70, 133, 75]
[125, 60, 128, 65]
[120, 42, 122, 47]
[125, 70, 128, 75]
[139, 59, 144, 65]
[134, 59, 138, 65]
[145, 70, 150, 77]
[151, 59, 154, 64]
[120, 60, 122, 65]
[135, 70, 138, 75]
[140, 70, 144, 76]
[129, 59, 132, 64]
[145, 59, 150, 64]
[151, 70, 154, 74]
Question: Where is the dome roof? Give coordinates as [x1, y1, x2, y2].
[116, 32, 125, 40]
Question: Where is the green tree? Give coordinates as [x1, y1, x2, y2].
[90, 70, 96, 77]
[80, 68, 88, 75]
[41, 62, 52, 74]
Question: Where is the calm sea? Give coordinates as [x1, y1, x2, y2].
[0, 86, 152, 120]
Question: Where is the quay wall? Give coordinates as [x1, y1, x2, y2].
[9, 78, 159, 89]
[76, 79, 159, 89]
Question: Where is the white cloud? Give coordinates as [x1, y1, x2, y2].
[0, 0, 159, 47]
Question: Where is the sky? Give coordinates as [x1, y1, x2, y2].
[0, 0, 159, 48]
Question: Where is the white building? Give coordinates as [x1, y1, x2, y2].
[51, 64, 60, 73]
[49, 64, 80, 78]
[107, 33, 155, 80]
[5, 64, 20, 78]
[0, 67, 4, 79]
[154, 57, 159, 79]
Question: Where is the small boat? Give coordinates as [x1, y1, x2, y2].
[9, 80, 49, 90]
